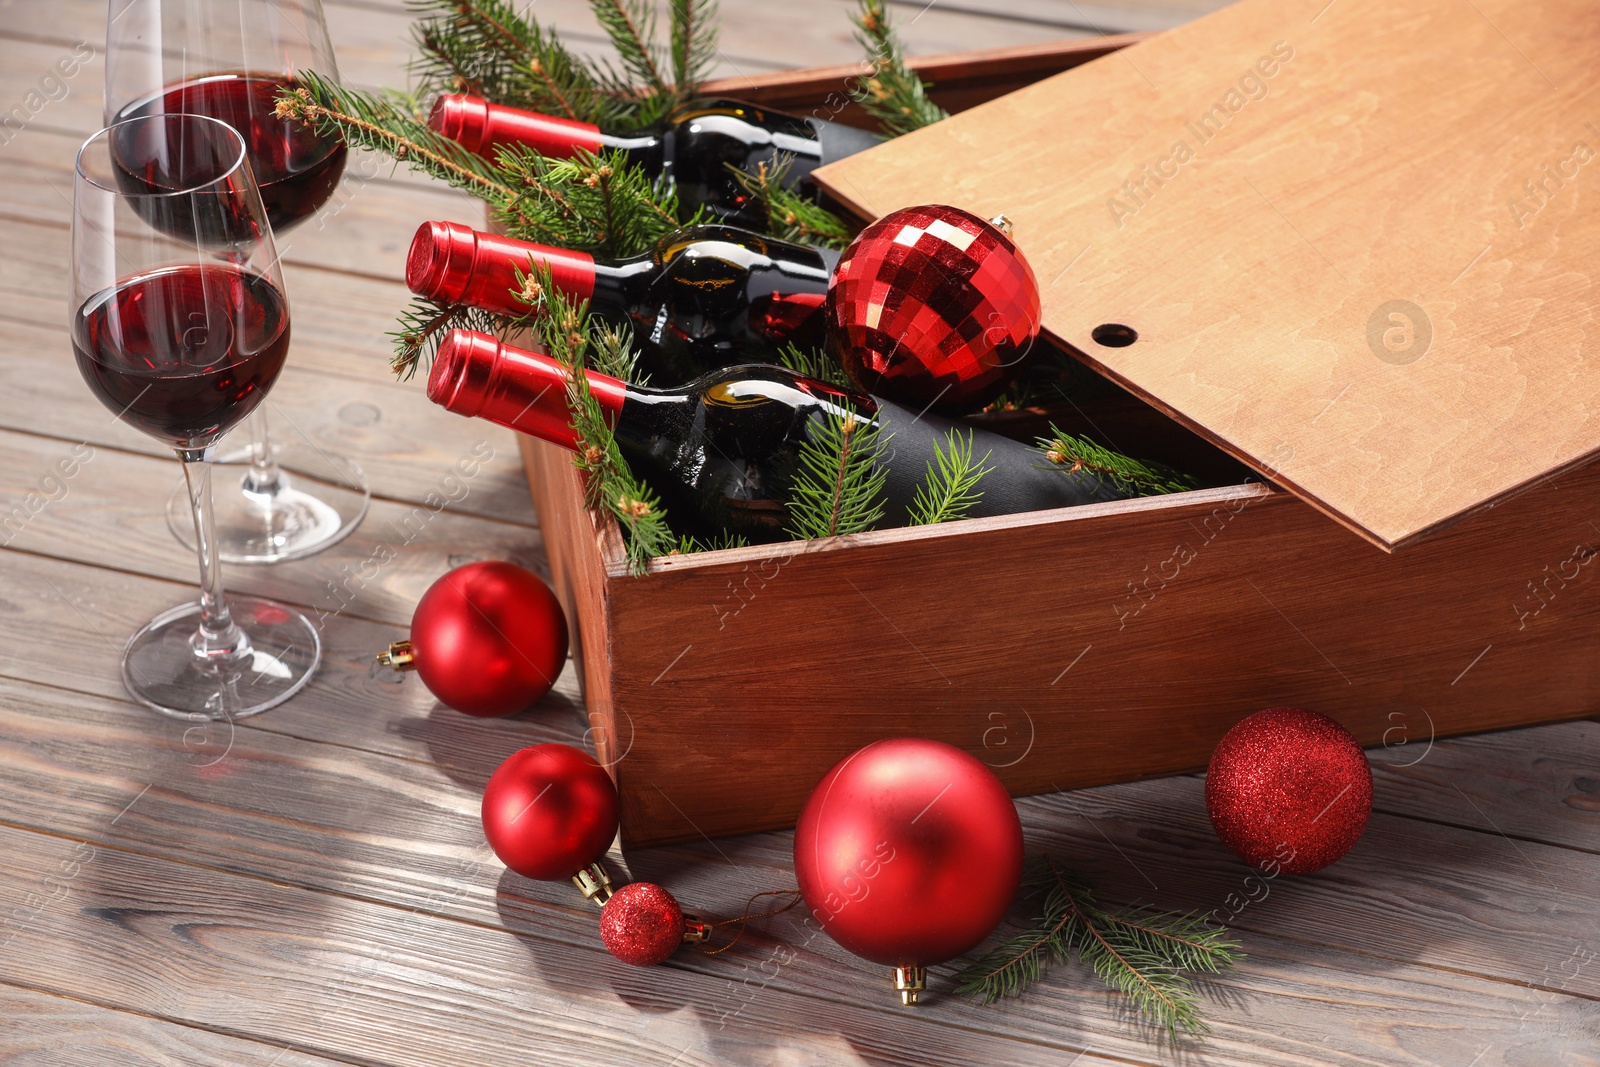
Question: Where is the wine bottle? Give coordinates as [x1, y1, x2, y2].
[427, 329, 1134, 543]
[427, 94, 881, 230]
[407, 219, 837, 385]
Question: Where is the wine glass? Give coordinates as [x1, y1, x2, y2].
[105, 0, 370, 563]
[72, 113, 320, 718]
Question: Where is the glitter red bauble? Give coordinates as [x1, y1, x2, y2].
[600, 882, 686, 966]
[410, 561, 568, 716]
[793, 738, 1024, 968]
[826, 204, 1042, 415]
[1205, 707, 1373, 874]
[482, 744, 618, 880]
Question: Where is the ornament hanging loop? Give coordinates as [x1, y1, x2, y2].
[893, 964, 926, 1006]
[376, 640, 416, 671]
[572, 861, 615, 907]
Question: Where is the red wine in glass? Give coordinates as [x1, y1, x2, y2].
[72, 264, 291, 450]
[113, 73, 347, 232]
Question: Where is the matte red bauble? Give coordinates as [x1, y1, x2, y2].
[794, 738, 1024, 1004]
[482, 744, 618, 881]
[827, 204, 1041, 415]
[600, 882, 686, 966]
[383, 561, 568, 717]
[1206, 706, 1373, 874]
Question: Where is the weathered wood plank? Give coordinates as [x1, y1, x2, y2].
[0, 428, 544, 628]
[0, 317, 536, 524]
[0, 548, 579, 769]
[0, 820, 1144, 1067]
[0, 736, 1593, 1067]
[0, 982, 358, 1067]
[1371, 719, 1600, 855]
[0, 124, 474, 284]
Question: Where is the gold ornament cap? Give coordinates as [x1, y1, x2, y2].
[893, 964, 926, 1006]
[376, 640, 416, 671]
[988, 213, 1015, 237]
[571, 861, 615, 907]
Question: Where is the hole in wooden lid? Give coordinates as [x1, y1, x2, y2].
[1092, 323, 1138, 348]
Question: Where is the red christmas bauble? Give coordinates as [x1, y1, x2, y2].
[600, 882, 686, 966]
[827, 204, 1041, 415]
[410, 561, 568, 716]
[482, 744, 618, 880]
[794, 738, 1023, 968]
[1205, 706, 1373, 874]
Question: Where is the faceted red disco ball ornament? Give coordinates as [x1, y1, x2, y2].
[827, 204, 1042, 415]
[1206, 706, 1374, 874]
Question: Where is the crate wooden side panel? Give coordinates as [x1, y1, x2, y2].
[517, 434, 618, 762]
[699, 34, 1149, 128]
[597, 464, 1600, 847]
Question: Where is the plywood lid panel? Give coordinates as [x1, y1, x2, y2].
[814, 0, 1600, 549]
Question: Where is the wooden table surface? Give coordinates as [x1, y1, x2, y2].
[1, 1, 1596, 1064]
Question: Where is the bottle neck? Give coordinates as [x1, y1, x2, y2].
[428, 94, 660, 162]
[427, 330, 632, 451]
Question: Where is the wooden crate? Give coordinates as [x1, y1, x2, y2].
[517, 36, 1600, 848]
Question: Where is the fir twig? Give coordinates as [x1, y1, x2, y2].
[274, 75, 512, 199]
[669, 0, 720, 93]
[775, 343, 851, 389]
[785, 409, 889, 540]
[852, 0, 948, 136]
[590, 0, 670, 96]
[530, 265, 680, 572]
[408, 0, 631, 126]
[956, 857, 1241, 1038]
[390, 297, 509, 380]
[1036, 427, 1200, 496]
[907, 429, 992, 525]
[492, 144, 692, 256]
[729, 156, 854, 250]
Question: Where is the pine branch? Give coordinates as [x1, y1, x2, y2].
[1036, 427, 1200, 497]
[408, 0, 631, 126]
[274, 75, 513, 200]
[590, 0, 670, 96]
[852, 0, 948, 136]
[785, 409, 890, 540]
[907, 429, 992, 525]
[729, 157, 854, 250]
[391, 297, 510, 380]
[492, 144, 691, 256]
[775, 343, 851, 389]
[669, 0, 720, 93]
[955, 857, 1241, 1038]
[530, 265, 680, 572]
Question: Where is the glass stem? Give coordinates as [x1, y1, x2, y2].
[178, 448, 249, 661]
[241, 406, 283, 496]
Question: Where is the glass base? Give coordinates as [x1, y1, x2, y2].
[122, 596, 321, 720]
[166, 439, 370, 564]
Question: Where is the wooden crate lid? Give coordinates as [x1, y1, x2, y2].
[813, 0, 1600, 551]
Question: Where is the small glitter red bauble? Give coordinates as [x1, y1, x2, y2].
[410, 561, 568, 716]
[482, 744, 618, 880]
[1205, 706, 1373, 874]
[600, 882, 686, 966]
[827, 204, 1042, 415]
[794, 738, 1023, 968]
